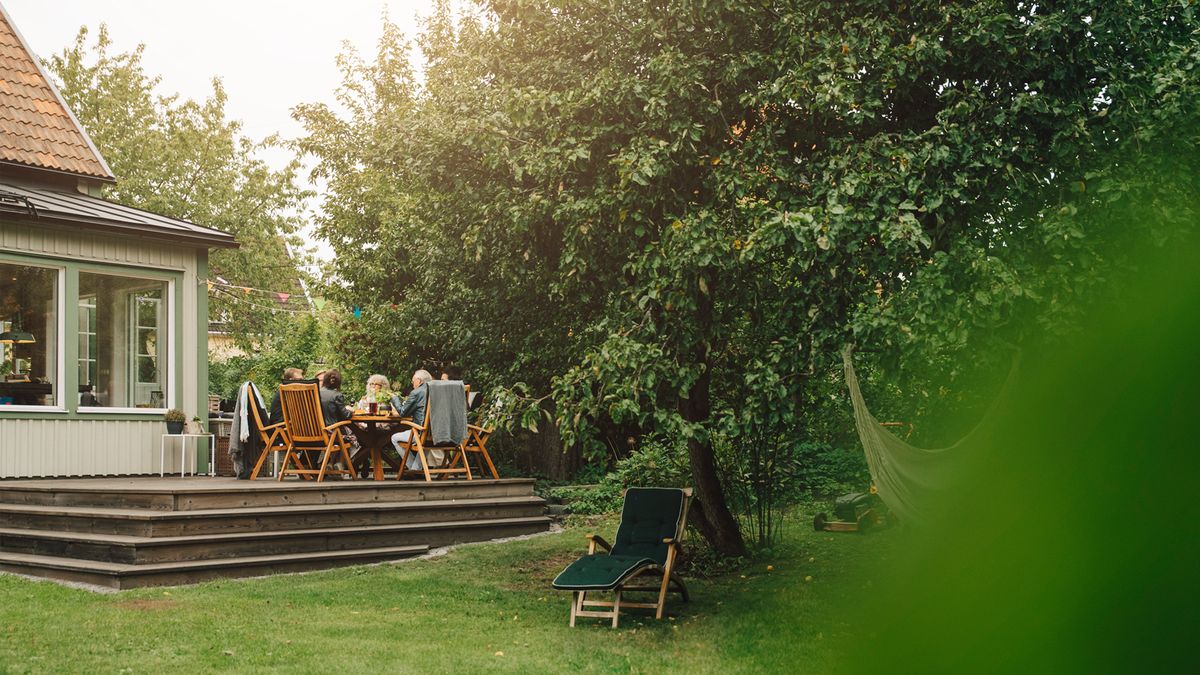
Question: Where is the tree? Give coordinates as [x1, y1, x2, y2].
[46, 25, 313, 344]
[299, 1, 1199, 556]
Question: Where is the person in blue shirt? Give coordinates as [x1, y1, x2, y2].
[390, 369, 438, 470]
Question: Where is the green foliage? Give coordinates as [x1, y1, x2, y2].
[297, 1, 1200, 553]
[550, 439, 691, 515]
[208, 315, 331, 399]
[45, 25, 313, 345]
[163, 408, 186, 423]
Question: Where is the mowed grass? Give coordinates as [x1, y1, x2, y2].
[0, 506, 891, 674]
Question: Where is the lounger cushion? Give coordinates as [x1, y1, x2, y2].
[610, 487, 686, 565]
[551, 553, 655, 591]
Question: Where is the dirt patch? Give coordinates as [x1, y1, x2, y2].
[499, 551, 576, 591]
[115, 599, 180, 611]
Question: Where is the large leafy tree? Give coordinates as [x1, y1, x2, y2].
[46, 25, 312, 343]
[300, 1, 1199, 555]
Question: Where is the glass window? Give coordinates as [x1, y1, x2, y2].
[0, 261, 59, 407]
[77, 271, 170, 409]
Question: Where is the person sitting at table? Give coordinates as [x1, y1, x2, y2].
[390, 369, 441, 470]
[355, 373, 391, 410]
[319, 369, 359, 469]
[269, 367, 306, 425]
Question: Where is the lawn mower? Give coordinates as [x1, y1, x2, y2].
[812, 486, 897, 533]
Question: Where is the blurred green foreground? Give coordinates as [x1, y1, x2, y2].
[843, 234, 1199, 673]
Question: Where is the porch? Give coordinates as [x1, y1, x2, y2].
[0, 476, 550, 589]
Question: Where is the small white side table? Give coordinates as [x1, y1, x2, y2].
[160, 433, 216, 478]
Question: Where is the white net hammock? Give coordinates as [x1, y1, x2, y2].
[842, 346, 1018, 525]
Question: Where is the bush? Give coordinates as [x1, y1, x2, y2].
[548, 438, 691, 515]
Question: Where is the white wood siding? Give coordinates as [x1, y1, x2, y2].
[1, 222, 205, 477]
[0, 419, 209, 477]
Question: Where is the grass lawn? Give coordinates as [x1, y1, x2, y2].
[0, 505, 891, 673]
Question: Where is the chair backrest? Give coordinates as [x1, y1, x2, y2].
[279, 382, 327, 446]
[244, 383, 275, 444]
[425, 380, 468, 446]
[610, 487, 691, 566]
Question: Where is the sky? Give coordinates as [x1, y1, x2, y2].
[1, 0, 433, 259]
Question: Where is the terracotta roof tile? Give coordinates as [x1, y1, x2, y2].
[0, 9, 113, 180]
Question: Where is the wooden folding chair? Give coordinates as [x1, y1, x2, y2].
[246, 384, 291, 480]
[396, 381, 471, 482]
[277, 382, 356, 482]
[553, 487, 693, 628]
[448, 423, 499, 479]
[443, 386, 498, 479]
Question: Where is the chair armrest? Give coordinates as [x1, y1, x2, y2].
[261, 421, 285, 431]
[400, 420, 424, 432]
[325, 420, 354, 433]
[264, 426, 288, 446]
[467, 423, 492, 433]
[586, 534, 612, 554]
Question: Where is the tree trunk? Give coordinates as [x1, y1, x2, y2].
[680, 274, 747, 557]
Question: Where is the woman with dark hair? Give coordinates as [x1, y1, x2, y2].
[319, 369, 351, 425]
[318, 368, 359, 473]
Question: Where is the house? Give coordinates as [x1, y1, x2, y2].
[0, 5, 236, 477]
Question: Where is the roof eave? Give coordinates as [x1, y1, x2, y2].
[2, 209, 240, 249]
[0, 160, 117, 185]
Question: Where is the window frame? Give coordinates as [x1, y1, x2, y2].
[75, 268, 176, 415]
[0, 258, 66, 413]
[0, 251, 182, 419]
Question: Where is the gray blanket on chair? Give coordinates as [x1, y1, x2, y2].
[427, 380, 468, 446]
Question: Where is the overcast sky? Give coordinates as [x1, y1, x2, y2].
[2, 1, 433, 262]
[3, 0, 428, 156]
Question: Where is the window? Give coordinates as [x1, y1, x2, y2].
[77, 271, 170, 409]
[78, 297, 97, 388]
[0, 261, 60, 407]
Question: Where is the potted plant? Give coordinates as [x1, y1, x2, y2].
[373, 387, 394, 412]
[164, 408, 186, 434]
[186, 415, 203, 435]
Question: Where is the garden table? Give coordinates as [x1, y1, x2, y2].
[350, 412, 407, 480]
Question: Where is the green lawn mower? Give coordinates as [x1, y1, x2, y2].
[813, 488, 897, 533]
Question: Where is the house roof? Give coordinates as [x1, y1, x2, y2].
[0, 4, 115, 182]
[0, 181, 238, 248]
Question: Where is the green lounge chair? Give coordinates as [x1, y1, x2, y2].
[552, 487, 692, 627]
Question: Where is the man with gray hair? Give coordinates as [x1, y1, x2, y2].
[390, 369, 437, 470]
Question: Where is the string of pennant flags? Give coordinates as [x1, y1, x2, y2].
[203, 279, 309, 304]
[201, 278, 391, 318]
[208, 285, 314, 315]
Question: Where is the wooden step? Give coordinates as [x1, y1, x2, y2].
[0, 545, 430, 590]
[0, 516, 552, 564]
[0, 496, 546, 536]
[0, 478, 537, 511]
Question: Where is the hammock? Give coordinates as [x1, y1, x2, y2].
[842, 346, 1018, 525]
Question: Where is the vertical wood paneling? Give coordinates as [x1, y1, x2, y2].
[0, 419, 172, 477]
[1, 224, 192, 270]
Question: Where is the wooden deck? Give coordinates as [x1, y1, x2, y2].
[0, 477, 550, 589]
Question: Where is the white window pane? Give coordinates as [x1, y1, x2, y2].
[0, 261, 59, 407]
[77, 272, 169, 408]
